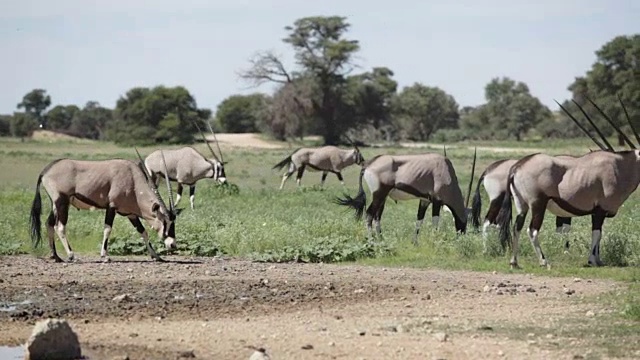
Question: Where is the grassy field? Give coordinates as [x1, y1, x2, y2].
[1, 136, 639, 280]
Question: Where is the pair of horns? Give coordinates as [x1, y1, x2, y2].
[344, 135, 359, 151]
[135, 147, 176, 213]
[193, 120, 225, 164]
[556, 95, 638, 152]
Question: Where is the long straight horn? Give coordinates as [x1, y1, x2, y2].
[571, 99, 615, 151]
[618, 95, 640, 148]
[206, 120, 225, 164]
[465, 147, 477, 209]
[192, 120, 221, 162]
[160, 150, 175, 211]
[586, 97, 636, 149]
[555, 100, 608, 151]
[134, 147, 153, 184]
[443, 145, 447, 157]
[344, 135, 360, 151]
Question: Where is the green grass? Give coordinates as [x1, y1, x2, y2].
[1, 136, 639, 282]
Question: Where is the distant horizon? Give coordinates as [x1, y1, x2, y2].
[1, 1, 637, 115]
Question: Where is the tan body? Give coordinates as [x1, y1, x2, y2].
[274, 145, 364, 189]
[471, 158, 573, 252]
[145, 147, 226, 210]
[336, 152, 475, 244]
[29, 158, 178, 263]
[497, 150, 640, 268]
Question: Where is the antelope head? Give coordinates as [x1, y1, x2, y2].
[345, 135, 365, 165]
[194, 120, 227, 184]
[135, 148, 183, 250]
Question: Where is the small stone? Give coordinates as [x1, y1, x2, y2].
[425, 294, 431, 300]
[573, 278, 582, 282]
[358, 331, 366, 336]
[249, 348, 270, 360]
[498, 350, 505, 357]
[526, 287, 536, 293]
[177, 350, 196, 358]
[328, 341, 335, 347]
[586, 310, 595, 317]
[205, 270, 211, 276]
[434, 332, 448, 342]
[129, 333, 138, 338]
[545, 334, 554, 339]
[527, 333, 535, 337]
[301, 344, 313, 350]
[563, 288, 575, 295]
[483, 285, 491, 292]
[354, 288, 365, 294]
[112, 294, 132, 303]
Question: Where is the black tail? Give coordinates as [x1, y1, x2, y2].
[333, 167, 367, 220]
[29, 174, 44, 248]
[496, 174, 514, 252]
[470, 172, 486, 230]
[272, 148, 300, 171]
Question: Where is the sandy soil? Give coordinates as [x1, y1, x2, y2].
[205, 133, 286, 150]
[1, 255, 636, 360]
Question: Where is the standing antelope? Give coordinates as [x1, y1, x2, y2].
[497, 97, 639, 268]
[144, 123, 227, 210]
[273, 139, 364, 190]
[471, 158, 574, 252]
[335, 149, 476, 244]
[29, 150, 182, 263]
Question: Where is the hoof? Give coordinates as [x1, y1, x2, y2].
[50, 254, 64, 263]
[563, 250, 570, 255]
[101, 256, 111, 263]
[509, 263, 521, 270]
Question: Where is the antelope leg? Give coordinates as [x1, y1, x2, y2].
[431, 200, 443, 229]
[528, 202, 549, 268]
[589, 211, 606, 267]
[46, 212, 63, 263]
[101, 207, 116, 262]
[129, 217, 163, 261]
[510, 213, 527, 269]
[295, 165, 306, 187]
[53, 197, 74, 262]
[189, 185, 196, 210]
[321, 171, 328, 186]
[336, 172, 344, 186]
[176, 183, 183, 206]
[414, 199, 430, 246]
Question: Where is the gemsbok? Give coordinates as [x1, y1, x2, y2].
[497, 97, 640, 268]
[471, 158, 574, 252]
[144, 122, 227, 210]
[29, 149, 182, 263]
[335, 149, 477, 244]
[273, 138, 365, 190]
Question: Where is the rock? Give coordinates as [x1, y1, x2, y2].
[112, 294, 132, 303]
[498, 350, 505, 357]
[328, 341, 335, 347]
[25, 318, 82, 360]
[526, 287, 536, 293]
[586, 310, 595, 317]
[301, 344, 313, 350]
[249, 348, 270, 360]
[483, 285, 491, 292]
[178, 350, 196, 358]
[354, 288, 365, 294]
[434, 332, 448, 342]
[358, 331, 366, 336]
[563, 288, 575, 295]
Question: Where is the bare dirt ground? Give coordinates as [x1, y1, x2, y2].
[1, 255, 637, 360]
[205, 133, 287, 150]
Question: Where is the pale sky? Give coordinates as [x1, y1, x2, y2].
[0, 0, 637, 115]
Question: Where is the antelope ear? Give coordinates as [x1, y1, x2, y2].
[152, 203, 160, 213]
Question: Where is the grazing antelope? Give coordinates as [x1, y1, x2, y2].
[273, 138, 365, 190]
[29, 150, 182, 263]
[471, 158, 574, 252]
[335, 149, 477, 244]
[144, 122, 226, 210]
[497, 97, 639, 268]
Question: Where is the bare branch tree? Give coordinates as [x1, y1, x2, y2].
[238, 51, 293, 88]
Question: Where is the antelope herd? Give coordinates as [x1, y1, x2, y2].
[27, 97, 639, 269]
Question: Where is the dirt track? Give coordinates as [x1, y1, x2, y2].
[0, 255, 636, 360]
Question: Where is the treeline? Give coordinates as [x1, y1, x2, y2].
[1, 16, 637, 146]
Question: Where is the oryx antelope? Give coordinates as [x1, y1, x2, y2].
[29, 150, 182, 263]
[471, 158, 573, 252]
[273, 139, 365, 190]
[497, 97, 640, 268]
[335, 149, 477, 244]
[144, 123, 226, 210]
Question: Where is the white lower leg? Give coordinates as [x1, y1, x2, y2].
[189, 195, 195, 210]
[510, 228, 521, 267]
[175, 193, 182, 205]
[296, 178, 301, 187]
[374, 219, 381, 235]
[279, 175, 289, 190]
[528, 228, 548, 267]
[589, 230, 602, 265]
[55, 223, 74, 261]
[100, 224, 112, 260]
[482, 220, 491, 252]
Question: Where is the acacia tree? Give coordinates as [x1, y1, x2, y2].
[564, 34, 640, 145]
[17, 89, 51, 127]
[240, 16, 360, 145]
